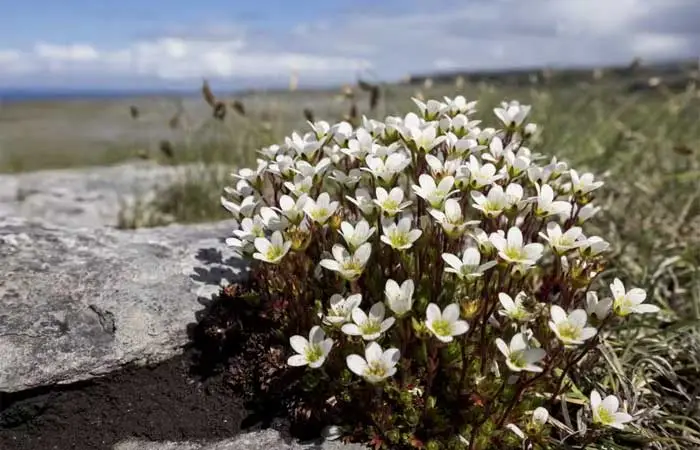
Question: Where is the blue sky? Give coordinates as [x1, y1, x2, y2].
[0, 0, 698, 89]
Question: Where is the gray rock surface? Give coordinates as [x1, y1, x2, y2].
[115, 429, 365, 450]
[0, 162, 214, 228]
[0, 216, 244, 392]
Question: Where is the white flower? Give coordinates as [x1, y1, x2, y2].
[570, 170, 604, 195]
[342, 302, 396, 341]
[412, 97, 447, 119]
[221, 195, 258, 219]
[442, 248, 496, 280]
[224, 179, 254, 198]
[308, 120, 331, 139]
[576, 203, 601, 224]
[346, 188, 377, 217]
[320, 243, 372, 281]
[609, 278, 659, 316]
[468, 126, 497, 145]
[344, 128, 376, 160]
[339, 220, 376, 250]
[362, 116, 386, 137]
[590, 390, 634, 430]
[332, 121, 354, 146]
[482, 136, 506, 163]
[548, 306, 597, 346]
[580, 236, 610, 257]
[425, 153, 461, 178]
[225, 236, 251, 255]
[448, 135, 479, 157]
[233, 216, 265, 242]
[504, 149, 530, 175]
[324, 143, 345, 165]
[258, 144, 281, 160]
[286, 132, 323, 160]
[304, 192, 339, 225]
[412, 174, 456, 208]
[384, 279, 415, 317]
[465, 155, 502, 188]
[407, 123, 446, 152]
[489, 227, 544, 266]
[374, 187, 412, 216]
[425, 303, 469, 343]
[443, 95, 477, 115]
[532, 407, 549, 426]
[329, 168, 363, 187]
[323, 293, 363, 326]
[524, 123, 538, 137]
[539, 222, 585, 253]
[234, 159, 268, 182]
[283, 175, 314, 196]
[253, 231, 292, 264]
[469, 227, 494, 255]
[294, 158, 331, 180]
[439, 114, 470, 133]
[258, 207, 288, 231]
[430, 199, 475, 238]
[364, 153, 411, 184]
[494, 103, 531, 127]
[381, 215, 423, 250]
[471, 185, 509, 218]
[268, 154, 295, 178]
[504, 183, 525, 209]
[498, 292, 533, 322]
[287, 326, 333, 368]
[495, 332, 546, 373]
[534, 184, 572, 218]
[346, 341, 400, 383]
[585, 291, 612, 320]
[527, 159, 566, 185]
[275, 194, 308, 225]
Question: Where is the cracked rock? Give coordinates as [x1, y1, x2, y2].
[0, 216, 245, 392]
[114, 428, 366, 450]
[0, 162, 200, 229]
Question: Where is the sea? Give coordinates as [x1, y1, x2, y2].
[0, 88, 198, 103]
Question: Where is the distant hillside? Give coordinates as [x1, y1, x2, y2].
[404, 58, 700, 88]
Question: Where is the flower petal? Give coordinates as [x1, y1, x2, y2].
[287, 354, 308, 366]
[346, 354, 367, 376]
[289, 335, 309, 355]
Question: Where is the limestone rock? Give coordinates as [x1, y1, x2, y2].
[0, 216, 244, 392]
[0, 162, 207, 228]
[115, 429, 365, 450]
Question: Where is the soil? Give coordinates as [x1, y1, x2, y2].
[0, 277, 331, 450]
[0, 351, 246, 450]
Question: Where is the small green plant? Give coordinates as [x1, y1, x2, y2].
[219, 96, 663, 449]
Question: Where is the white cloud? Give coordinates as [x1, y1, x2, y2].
[34, 43, 101, 62]
[0, 37, 371, 83]
[0, 0, 697, 86]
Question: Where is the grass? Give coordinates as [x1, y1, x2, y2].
[3, 73, 700, 448]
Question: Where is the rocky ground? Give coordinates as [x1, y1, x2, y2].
[0, 163, 361, 450]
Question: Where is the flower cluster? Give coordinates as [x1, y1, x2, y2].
[221, 96, 660, 449]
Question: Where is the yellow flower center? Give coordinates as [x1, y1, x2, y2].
[432, 319, 452, 336]
[557, 322, 581, 341]
[304, 344, 324, 363]
[265, 245, 284, 261]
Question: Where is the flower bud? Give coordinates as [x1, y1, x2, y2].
[288, 226, 312, 252]
[328, 214, 343, 231]
[460, 298, 480, 320]
[532, 407, 549, 427]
